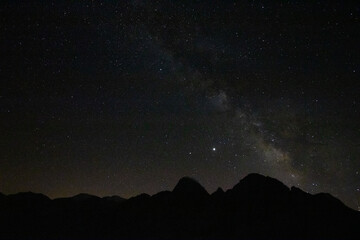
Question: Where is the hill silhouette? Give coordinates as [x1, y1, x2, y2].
[0, 173, 359, 240]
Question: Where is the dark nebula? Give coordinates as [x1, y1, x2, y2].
[0, 1, 359, 210]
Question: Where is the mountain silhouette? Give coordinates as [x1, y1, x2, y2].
[7, 192, 50, 202]
[211, 187, 225, 197]
[173, 177, 209, 198]
[0, 173, 359, 240]
[102, 195, 126, 202]
[69, 193, 101, 201]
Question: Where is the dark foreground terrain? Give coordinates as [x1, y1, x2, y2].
[0, 173, 359, 240]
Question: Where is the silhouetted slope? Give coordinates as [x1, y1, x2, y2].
[0, 174, 359, 240]
[0, 193, 6, 204]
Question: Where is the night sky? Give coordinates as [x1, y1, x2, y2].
[1, 1, 359, 210]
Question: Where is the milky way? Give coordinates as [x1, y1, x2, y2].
[0, 1, 359, 210]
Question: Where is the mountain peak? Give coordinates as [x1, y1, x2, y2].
[232, 173, 289, 194]
[214, 187, 224, 193]
[211, 187, 225, 198]
[241, 173, 268, 183]
[173, 177, 209, 196]
[71, 193, 100, 201]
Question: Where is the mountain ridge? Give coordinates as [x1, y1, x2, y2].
[0, 173, 359, 240]
[0, 174, 349, 206]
